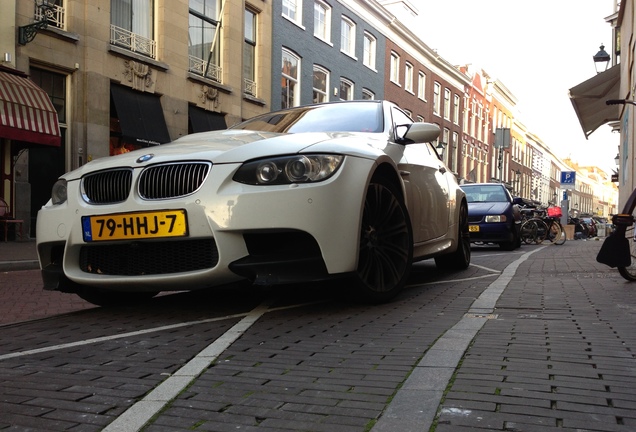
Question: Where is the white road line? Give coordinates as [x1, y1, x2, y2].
[0, 300, 324, 361]
[408, 273, 499, 288]
[469, 263, 502, 273]
[102, 301, 271, 432]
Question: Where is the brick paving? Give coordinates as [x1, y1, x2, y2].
[0, 237, 634, 431]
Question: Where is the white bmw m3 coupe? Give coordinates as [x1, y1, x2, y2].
[36, 100, 470, 305]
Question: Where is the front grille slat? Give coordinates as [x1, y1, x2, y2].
[81, 162, 212, 204]
[82, 169, 133, 204]
[139, 162, 211, 200]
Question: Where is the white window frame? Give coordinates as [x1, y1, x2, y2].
[313, 65, 329, 103]
[453, 94, 460, 124]
[390, 52, 400, 84]
[433, 82, 441, 116]
[339, 78, 354, 101]
[313, 0, 331, 43]
[404, 62, 413, 93]
[282, 0, 303, 27]
[444, 88, 451, 120]
[417, 71, 426, 100]
[363, 31, 376, 70]
[281, 48, 300, 108]
[340, 16, 356, 57]
[243, 7, 257, 96]
[362, 88, 374, 100]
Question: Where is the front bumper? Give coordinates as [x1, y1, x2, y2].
[37, 157, 374, 292]
[468, 222, 515, 243]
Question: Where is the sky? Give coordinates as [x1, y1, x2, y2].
[390, 0, 619, 174]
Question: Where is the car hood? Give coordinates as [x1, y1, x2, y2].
[468, 202, 511, 215]
[63, 129, 390, 180]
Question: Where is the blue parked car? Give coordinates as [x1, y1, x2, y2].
[459, 183, 521, 250]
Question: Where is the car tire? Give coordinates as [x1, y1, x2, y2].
[351, 180, 413, 303]
[499, 223, 519, 251]
[76, 287, 159, 307]
[435, 200, 471, 270]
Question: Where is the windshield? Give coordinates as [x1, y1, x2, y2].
[462, 185, 509, 203]
[231, 102, 384, 134]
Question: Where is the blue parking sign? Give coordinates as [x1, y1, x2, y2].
[560, 171, 575, 186]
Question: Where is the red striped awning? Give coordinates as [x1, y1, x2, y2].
[0, 70, 61, 147]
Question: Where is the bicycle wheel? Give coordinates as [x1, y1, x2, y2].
[520, 219, 538, 244]
[547, 220, 566, 245]
[533, 218, 548, 244]
[554, 222, 566, 245]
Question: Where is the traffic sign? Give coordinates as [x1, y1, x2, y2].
[560, 171, 575, 187]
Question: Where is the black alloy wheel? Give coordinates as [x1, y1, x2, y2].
[353, 181, 413, 303]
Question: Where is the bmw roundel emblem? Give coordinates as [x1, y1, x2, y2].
[136, 154, 154, 163]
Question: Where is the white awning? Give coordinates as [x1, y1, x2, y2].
[569, 64, 620, 139]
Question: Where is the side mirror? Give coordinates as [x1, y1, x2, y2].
[401, 122, 440, 144]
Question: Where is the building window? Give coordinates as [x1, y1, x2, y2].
[283, 0, 302, 24]
[30, 68, 66, 125]
[340, 16, 356, 57]
[404, 62, 413, 93]
[363, 32, 376, 69]
[452, 131, 459, 172]
[339, 78, 353, 101]
[433, 82, 441, 116]
[362, 88, 374, 100]
[243, 8, 257, 96]
[390, 52, 399, 84]
[188, 0, 221, 81]
[444, 88, 451, 120]
[416, 115, 424, 122]
[314, 1, 331, 42]
[441, 128, 450, 163]
[313, 65, 329, 103]
[417, 71, 426, 100]
[282, 49, 300, 109]
[111, 0, 156, 58]
[453, 94, 460, 124]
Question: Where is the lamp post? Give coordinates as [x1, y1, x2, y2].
[18, 0, 55, 45]
[593, 44, 611, 74]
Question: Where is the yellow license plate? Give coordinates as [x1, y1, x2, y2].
[82, 210, 188, 242]
[469, 225, 480, 232]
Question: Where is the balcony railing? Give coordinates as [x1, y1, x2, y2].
[110, 25, 156, 59]
[35, 3, 65, 29]
[244, 78, 257, 97]
[189, 56, 222, 82]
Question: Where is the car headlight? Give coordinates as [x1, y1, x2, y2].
[51, 179, 67, 205]
[234, 155, 344, 185]
[485, 215, 507, 223]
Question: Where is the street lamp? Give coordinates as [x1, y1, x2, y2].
[593, 44, 611, 74]
[18, 0, 55, 45]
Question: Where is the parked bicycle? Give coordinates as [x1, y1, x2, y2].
[519, 206, 566, 245]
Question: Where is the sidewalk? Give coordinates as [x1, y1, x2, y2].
[0, 238, 39, 272]
[1, 237, 634, 431]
